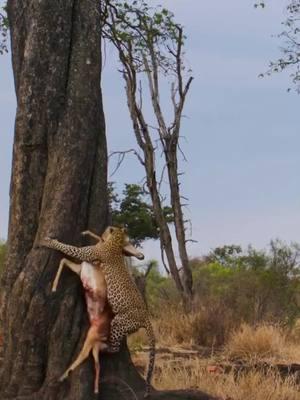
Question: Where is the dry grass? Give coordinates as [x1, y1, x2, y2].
[224, 323, 300, 363]
[152, 358, 299, 400]
[128, 317, 300, 364]
[129, 314, 300, 399]
[128, 313, 201, 351]
[128, 310, 197, 350]
[152, 310, 199, 346]
[290, 318, 300, 342]
[128, 305, 236, 349]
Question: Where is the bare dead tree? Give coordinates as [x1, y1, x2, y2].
[102, 2, 194, 307]
[133, 260, 157, 303]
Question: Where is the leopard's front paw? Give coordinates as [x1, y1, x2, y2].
[40, 237, 58, 248]
[45, 236, 58, 243]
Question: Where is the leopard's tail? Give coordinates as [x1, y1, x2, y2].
[144, 319, 155, 398]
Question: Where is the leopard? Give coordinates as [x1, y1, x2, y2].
[47, 227, 144, 394]
[43, 226, 155, 398]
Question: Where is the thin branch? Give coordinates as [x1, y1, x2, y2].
[160, 244, 170, 275]
[138, 80, 143, 109]
[158, 164, 167, 191]
[185, 239, 198, 244]
[180, 195, 189, 201]
[178, 141, 187, 162]
[109, 149, 144, 176]
[176, 26, 184, 97]
[171, 81, 178, 115]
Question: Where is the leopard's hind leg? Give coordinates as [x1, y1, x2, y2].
[106, 312, 155, 398]
[106, 311, 141, 353]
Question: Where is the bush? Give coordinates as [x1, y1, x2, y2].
[133, 240, 300, 348]
[131, 302, 236, 348]
[191, 240, 300, 327]
[224, 324, 289, 362]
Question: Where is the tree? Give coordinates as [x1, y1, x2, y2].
[257, 1, 300, 91]
[109, 183, 173, 303]
[109, 183, 173, 246]
[193, 240, 300, 327]
[0, 1, 213, 399]
[103, 1, 194, 307]
[272, 0, 300, 91]
[131, 260, 159, 302]
[0, 1, 142, 399]
[207, 245, 242, 267]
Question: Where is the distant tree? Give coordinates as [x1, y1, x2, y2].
[108, 183, 172, 304]
[207, 245, 242, 267]
[109, 183, 173, 246]
[192, 240, 300, 325]
[256, 1, 300, 91]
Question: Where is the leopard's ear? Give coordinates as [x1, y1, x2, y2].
[121, 227, 126, 233]
[109, 227, 114, 234]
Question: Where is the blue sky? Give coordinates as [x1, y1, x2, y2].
[1, 0, 299, 262]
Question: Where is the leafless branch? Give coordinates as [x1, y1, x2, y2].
[185, 239, 198, 244]
[138, 80, 143, 109]
[178, 141, 187, 162]
[180, 195, 189, 201]
[158, 164, 167, 191]
[109, 149, 144, 176]
[160, 245, 170, 275]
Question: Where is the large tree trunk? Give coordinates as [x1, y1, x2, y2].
[0, 0, 143, 399]
[0, 1, 214, 399]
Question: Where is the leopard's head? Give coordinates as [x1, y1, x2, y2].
[102, 226, 144, 260]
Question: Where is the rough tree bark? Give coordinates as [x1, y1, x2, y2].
[0, 1, 214, 399]
[0, 0, 144, 399]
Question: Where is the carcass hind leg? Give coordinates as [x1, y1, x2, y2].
[92, 343, 101, 393]
[59, 336, 93, 381]
[52, 258, 82, 292]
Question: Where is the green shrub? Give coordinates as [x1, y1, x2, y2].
[144, 240, 300, 346]
[191, 240, 300, 326]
